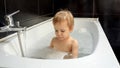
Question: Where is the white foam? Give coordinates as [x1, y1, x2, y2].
[30, 47, 68, 59]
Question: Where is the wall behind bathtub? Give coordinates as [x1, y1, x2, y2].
[0, 0, 6, 27]
[0, 0, 120, 62]
[53, 0, 94, 17]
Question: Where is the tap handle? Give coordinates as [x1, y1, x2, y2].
[6, 10, 20, 17]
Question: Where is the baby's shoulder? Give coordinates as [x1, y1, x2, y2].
[71, 38, 78, 46]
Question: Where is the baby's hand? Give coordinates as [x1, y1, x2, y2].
[64, 55, 73, 59]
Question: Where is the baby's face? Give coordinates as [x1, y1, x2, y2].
[54, 20, 72, 41]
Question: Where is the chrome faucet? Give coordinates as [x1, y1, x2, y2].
[5, 10, 20, 27]
[0, 10, 26, 32]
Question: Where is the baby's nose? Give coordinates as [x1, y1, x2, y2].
[57, 31, 61, 36]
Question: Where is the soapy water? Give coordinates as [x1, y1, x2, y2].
[27, 28, 93, 59]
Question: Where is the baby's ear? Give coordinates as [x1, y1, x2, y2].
[69, 26, 74, 32]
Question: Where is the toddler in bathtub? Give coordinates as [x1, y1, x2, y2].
[49, 10, 78, 59]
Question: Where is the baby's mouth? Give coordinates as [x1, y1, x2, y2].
[57, 37, 64, 40]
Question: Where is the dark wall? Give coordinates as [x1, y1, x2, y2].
[5, 0, 53, 15]
[0, 0, 5, 27]
[54, 0, 94, 17]
[95, 0, 120, 47]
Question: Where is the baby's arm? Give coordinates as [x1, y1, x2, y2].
[64, 40, 78, 59]
[71, 40, 78, 58]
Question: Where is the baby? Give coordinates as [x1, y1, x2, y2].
[50, 10, 78, 59]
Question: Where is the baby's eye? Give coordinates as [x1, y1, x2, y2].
[61, 30, 65, 32]
[55, 30, 58, 32]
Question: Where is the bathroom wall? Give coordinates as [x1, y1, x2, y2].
[0, 0, 6, 27]
[54, 0, 94, 17]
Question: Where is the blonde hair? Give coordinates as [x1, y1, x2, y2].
[53, 10, 74, 29]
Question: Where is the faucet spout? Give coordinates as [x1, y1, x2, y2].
[6, 10, 20, 17]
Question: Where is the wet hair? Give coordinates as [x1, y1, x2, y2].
[53, 10, 74, 29]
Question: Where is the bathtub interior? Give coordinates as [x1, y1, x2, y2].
[0, 18, 99, 59]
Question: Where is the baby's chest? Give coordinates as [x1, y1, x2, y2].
[54, 43, 72, 52]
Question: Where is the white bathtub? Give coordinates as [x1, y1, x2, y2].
[0, 18, 119, 68]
